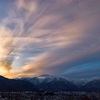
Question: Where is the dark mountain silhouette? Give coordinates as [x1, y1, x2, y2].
[0, 76, 37, 92]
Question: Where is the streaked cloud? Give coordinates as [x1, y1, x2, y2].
[0, 0, 99, 79]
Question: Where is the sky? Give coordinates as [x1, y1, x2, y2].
[0, 0, 100, 79]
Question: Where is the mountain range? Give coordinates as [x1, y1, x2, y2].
[0, 75, 100, 92]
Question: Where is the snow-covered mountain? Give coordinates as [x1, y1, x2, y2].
[15, 75, 100, 92]
[19, 77, 40, 85]
[80, 79, 100, 92]
[70, 79, 90, 87]
[17, 75, 78, 91]
[17, 74, 89, 86]
[38, 77, 77, 92]
[17, 74, 66, 84]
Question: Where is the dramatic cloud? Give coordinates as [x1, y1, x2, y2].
[0, 0, 99, 79]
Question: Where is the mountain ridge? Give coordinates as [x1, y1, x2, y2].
[0, 75, 100, 92]
[16, 75, 100, 92]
